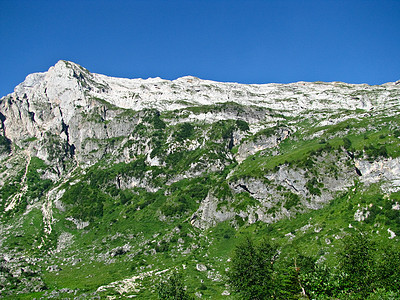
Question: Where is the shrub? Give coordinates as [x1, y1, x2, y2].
[175, 123, 194, 141]
[364, 145, 388, 159]
[323, 142, 333, 152]
[284, 192, 301, 210]
[236, 119, 250, 131]
[153, 112, 166, 129]
[342, 137, 352, 150]
[306, 178, 322, 196]
[0, 135, 11, 153]
[61, 182, 108, 221]
[156, 271, 193, 299]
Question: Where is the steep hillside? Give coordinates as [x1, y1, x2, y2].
[1, 61, 400, 298]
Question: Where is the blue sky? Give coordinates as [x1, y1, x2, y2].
[1, 0, 400, 97]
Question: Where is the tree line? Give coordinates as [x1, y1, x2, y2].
[158, 231, 400, 299]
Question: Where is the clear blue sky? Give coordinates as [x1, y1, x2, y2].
[1, 0, 400, 97]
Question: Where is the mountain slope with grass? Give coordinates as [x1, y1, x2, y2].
[1, 61, 400, 299]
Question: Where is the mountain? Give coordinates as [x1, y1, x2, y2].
[1, 60, 400, 298]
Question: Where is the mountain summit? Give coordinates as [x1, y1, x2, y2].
[1, 61, 400, 298]
[10, 60, 389, 113]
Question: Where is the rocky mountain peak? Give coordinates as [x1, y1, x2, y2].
[5, 60, 400, 117]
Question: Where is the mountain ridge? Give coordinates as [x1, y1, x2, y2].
[10, 60, 398, 100]
[8, 60, 398, 112]
[2, 60, 398, 164]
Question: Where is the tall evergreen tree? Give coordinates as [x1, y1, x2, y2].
[228, 237, 278, 299]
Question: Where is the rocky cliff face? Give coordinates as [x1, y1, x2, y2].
[1, 60, 400, 227]
[2, 61, 398, 159]
[1, 60, 400, 228]
[1, 61, 400, 298]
